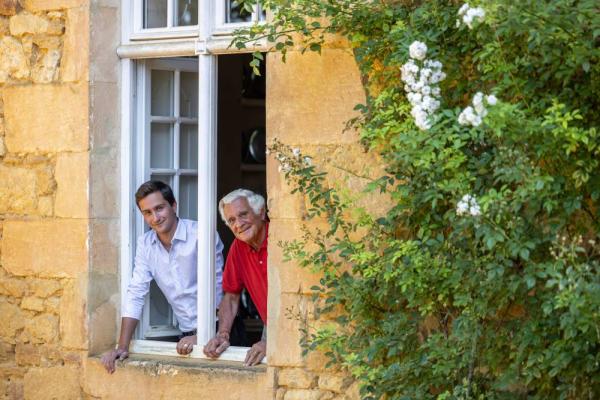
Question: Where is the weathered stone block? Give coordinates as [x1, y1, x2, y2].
[60, 279, 88, 349]
[267, 49, 363, 146]
[44, 297, 59, 314]
[34, 166, 56, 196]
[318, 374, 352, 393]
[31, 48, 61, 83]
[89, 150, 118, 218]
[268, 221, 325, 295]
[55, 151, 89, 218]
[0, 301, 24, 340]
[4, 83, 89, 153]
[24, 314, 58, 344]
[20, 296, 44, 312]
[1, 220, 88, 278]
[21, 0, 85, 12]
[0, 165, 38, 214]
[89, 6, 119, 83]
[90, 82, 119, 150]
[31, 279, 61, 298]
[9, 13, 49, 36]
[278, 368, 317, 389]
[0, 277, 28, 298]
[38, 195, 53, 216]
[284, 389, 329, 400]
[32, 34, 61, 49]
[90, 218, 119, 274]
[0, 340, 14, 362]
[0, 135, 5, 157]
[88, 300, 116, 355]
[0, 37, 29, 81]
[23, 365, 81, 400]
[268, 293, 308, 367]
[60, 6, 88, 82]
[0, 0, 17, 16]
[15, 343, 40, 366]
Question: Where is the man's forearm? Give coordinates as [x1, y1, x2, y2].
[117, 317, 139, 350]
[217, 293, 240, 338]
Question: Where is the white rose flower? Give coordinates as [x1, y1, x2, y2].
[292, 148, 301, 158]
[409, 41, 428, 61]
[486, 95, 498, 105]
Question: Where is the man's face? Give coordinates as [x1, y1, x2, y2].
[138, 191, 178, 236]
[223, 197, 264, 245]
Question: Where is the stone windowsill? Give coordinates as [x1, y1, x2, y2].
[90, 353, 267, 377]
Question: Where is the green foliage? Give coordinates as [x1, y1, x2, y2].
[238, 1, 600, 398]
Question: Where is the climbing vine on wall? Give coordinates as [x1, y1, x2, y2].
[234, 1, 600, 398]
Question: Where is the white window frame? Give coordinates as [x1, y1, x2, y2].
[119, 0, 267, 363]
[136, 58, 200, 339]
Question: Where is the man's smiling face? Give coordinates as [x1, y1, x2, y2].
[223, 197, 265, 247]
[138, 191, 178, 237]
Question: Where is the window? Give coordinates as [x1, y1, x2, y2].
[119, 0, 267, 362]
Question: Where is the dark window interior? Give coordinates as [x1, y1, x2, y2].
[217, 53, 266, 346]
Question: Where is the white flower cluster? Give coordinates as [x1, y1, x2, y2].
[401, 41, 446, 130]
[456, 194, 481, 217]
[458, 92, 497, 127]
[272, 147, 312, 174]
[457, 3, 486, 29]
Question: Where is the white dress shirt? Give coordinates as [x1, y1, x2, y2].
[122, 219, 224, 333]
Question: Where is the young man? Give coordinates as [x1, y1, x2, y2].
[203, 189, 268, 366]
[102, 181, 224, 373]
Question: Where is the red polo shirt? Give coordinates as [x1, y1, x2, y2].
[222, 224, 268, 324]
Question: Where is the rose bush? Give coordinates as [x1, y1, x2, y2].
[235, 1, 600, 398]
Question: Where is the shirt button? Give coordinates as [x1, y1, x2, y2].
[259, 261, 263, 264]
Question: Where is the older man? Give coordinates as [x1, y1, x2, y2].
[101, 181, 224, 373]
[203, 189, 268, 366]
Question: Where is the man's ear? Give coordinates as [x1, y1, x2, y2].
[260, 207, 266, 220]
[172, 201, 178, 214]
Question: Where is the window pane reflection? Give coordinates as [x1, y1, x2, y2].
[226, 0, 252, 23]
[179, 175, 198, 220]
[144, 0, 167, 28]
[151, 70, 173, 117]
[176, 0, 197, 26]
[150, 124, 174, 168]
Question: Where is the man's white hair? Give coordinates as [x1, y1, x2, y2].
[219, 189, 265, 223]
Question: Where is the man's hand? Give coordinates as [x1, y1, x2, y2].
[203, 332, 230, 358]
[176, 335, 197, 355]
[101, 348, 129, 374]
[244, 340, 266, 366]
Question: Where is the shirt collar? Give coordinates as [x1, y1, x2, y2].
[150, 218, 185, 245]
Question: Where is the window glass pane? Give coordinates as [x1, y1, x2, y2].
[149, 281, 173, 326]
[150, 123, 174, 168]
[150, 174, 174, 189]
[179, 175, 198, 220]
[180, 72, 198, 118]
[176, 0, 197, 26]
[226, 0, 252, 23]
[180, 124, 198, 169]
[151, 70, 173, 117]
[144, 0, 168, 28]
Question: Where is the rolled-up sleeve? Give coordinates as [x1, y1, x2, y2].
[122, 236, 153, 320]
[215, 232, 224, 307]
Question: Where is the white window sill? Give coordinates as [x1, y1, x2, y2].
[130, 340, 266, 364]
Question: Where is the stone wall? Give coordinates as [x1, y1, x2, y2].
[266, 44, 380, 400]
[0, 0, 91, 397]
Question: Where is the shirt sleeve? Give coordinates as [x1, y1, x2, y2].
[222, 240, 244, 294]
[214, 231, 224, 307]
[122, 235, 153, 320]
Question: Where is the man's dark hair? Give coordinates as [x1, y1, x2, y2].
[135, 180, 176, 207]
